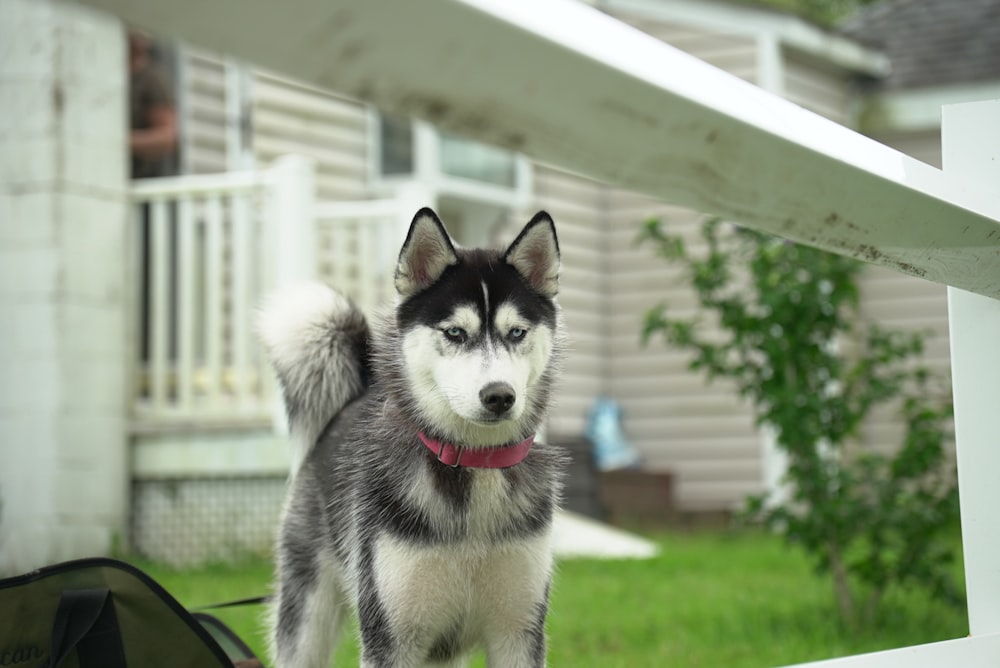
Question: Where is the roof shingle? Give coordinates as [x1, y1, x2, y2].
[842, 0, 1000, 89]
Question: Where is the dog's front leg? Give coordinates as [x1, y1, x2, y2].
[271, 493, 348, 668]
[357, 567, 430, 668]
[480, 537, 552, 668]
[483, 588, 549, 668]
[358, 536, 477, 668]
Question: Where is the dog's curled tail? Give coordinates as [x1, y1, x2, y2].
[257, 282, 370, 475]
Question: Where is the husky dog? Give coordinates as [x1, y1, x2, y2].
[258, 208, 565, 667]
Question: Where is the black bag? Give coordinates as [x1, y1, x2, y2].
[0, 557, 262, 667]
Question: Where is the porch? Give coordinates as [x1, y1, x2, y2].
[126, 156, 416, 563]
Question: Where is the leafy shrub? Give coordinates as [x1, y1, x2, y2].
[638, 217, 961, 626]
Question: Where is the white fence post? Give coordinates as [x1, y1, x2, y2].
[394, 180, 437, 243]
[270, 154, 317, 289]
[943, 99, 1000, 638]
[267, 155, 316, 438]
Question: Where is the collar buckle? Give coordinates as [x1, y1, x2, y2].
[441, 444, 463, 468]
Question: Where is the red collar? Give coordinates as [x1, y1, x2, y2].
[418, 432, 535, 469]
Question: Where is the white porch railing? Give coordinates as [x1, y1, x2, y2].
[128, 158, 406, 427]
[129, 169, 273, 426]
[315, 199, 400, 319]
[315, 182, 433, 319]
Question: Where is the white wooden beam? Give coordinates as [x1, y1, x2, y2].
[75, 0, 1000, 298]
[783, 633, 1000, 668]
[133, 432, 291, 478]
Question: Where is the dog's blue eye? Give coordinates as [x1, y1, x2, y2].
[508, 327, 528, 341]
[443, 326, 467, 342]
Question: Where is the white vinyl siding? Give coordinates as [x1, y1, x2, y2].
[871, 129, 943, 169]
[252, 71, 369, 201]
[181, 48, 228, 174]
[607, 191, 763, 511]
[783, 51, 853, 124]
[857, 266, 951, 458]
[609, 11, 758, 82]
[597, 11, 765, 511]
[531, 165, 610, 438]
[179, 47, 371, 199]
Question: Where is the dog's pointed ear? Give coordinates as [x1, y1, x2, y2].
[505, 211, 560, 298]
[395, 208, 459, 298]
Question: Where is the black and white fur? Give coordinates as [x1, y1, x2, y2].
[258, 208, 565, 667]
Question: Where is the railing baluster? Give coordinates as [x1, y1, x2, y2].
[358, 217, 374, 314]
[176, 196, 196, 413]
[311, 200, 411, 321]
[259, 189, 278, 410]
[204, 194, 224, 409]
[330, 220, 347, 298]
[129, 200, 145, 414]
[149, 198, 170, 412]
[230, 192, 252, 408]
[377, 214, 395, 308]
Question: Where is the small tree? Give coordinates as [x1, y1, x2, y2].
[638, 217, 961, 627]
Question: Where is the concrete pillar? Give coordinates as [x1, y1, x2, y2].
[0, 0, 128, 574]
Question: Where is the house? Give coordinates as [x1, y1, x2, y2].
[2, 0, 993, 570]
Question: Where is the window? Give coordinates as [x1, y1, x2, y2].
[439, 131, 517, 188]
[371, 112, 531, 213]
[379, 115, 415, 176]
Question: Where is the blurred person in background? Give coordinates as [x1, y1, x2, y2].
[129, 29, 178, 179]
[130, 29, 179, 363]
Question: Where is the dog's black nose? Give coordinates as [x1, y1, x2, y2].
[480, 382, 516, 415]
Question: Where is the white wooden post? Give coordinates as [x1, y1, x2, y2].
[175, 196, 196, 413]
[394, 180, 437, 244]
[413, 121, 442, 187]
[204, 194, 224, 408]
[267, 155, 316, 437]
[270, 154, 317, 290]
[230, 190, 252, 406]
[943, 99, 1000, 638]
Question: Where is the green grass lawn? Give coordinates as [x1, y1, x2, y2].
[142, 530, 967, 667]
